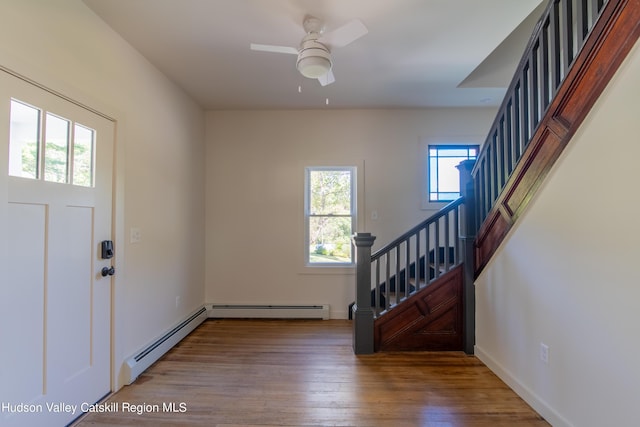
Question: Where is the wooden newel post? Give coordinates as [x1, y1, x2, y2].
[352, 232, 376, 354]
[456, 159, 476, 354]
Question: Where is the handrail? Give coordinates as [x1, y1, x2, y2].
[366, 197, 464, 318]
[371, 197, 465, 262]
[472, 0, 609, 225]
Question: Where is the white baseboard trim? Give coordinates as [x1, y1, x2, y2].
[207, 304, 329, 320]
[474, 345, 573, 427]
[122, 306, 208, 384]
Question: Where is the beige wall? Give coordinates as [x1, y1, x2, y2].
[0, 0, 206, 389]
[205, 108, 495, 318]
[475, 40, 640, 426]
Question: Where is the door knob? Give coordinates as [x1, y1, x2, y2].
[101, 266, 115, 277]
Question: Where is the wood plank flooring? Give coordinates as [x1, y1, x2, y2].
[74, 319, 549, 427]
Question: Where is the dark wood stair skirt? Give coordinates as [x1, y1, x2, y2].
[374, 264, 464, 352]
[348, 282, 416, 319]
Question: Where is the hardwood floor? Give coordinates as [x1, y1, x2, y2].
[75, 319, 548, 427]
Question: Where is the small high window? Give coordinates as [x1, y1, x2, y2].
[428, 145, 478, 202]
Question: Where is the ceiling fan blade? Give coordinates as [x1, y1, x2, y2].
[250, 43, 298, 55]
[318, 69, 335, 86]
[320, 19, 368, 48]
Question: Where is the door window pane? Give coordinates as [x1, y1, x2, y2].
[44, 113, 70, 183]
[73, 124, 94, 187]
[8, 99, 96, 187]
[9, 99, 40, 179]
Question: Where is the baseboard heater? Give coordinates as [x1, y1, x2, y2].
[208, 304, 329, 320]
[123, 306, 208, 384]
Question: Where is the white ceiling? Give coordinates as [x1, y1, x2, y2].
[83, 0, 545, 110]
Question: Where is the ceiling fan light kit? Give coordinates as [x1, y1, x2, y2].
[296, 38, 332, 78]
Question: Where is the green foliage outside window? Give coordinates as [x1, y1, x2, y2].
[307, 168, 355, 264]
[19, 141, 39, 178]
[9, 99, 94, 187]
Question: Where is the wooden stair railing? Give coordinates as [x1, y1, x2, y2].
[352, 200, 465, 354]
[473, 0, 640, 275]
[369, 198, 464, 316]
[352, 162, 476, 354]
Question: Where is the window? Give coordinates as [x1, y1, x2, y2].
[304, 167, 356, 266]
[428, 145, 478, 202]
[8, 99, 40, 179]
[44, 112, 70, 183]
[8, 98, 95, 187]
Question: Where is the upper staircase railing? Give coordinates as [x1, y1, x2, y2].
[474, 0, 609, 226]
[472, 0, 640, 274]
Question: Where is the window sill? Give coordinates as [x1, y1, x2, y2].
[298, 265, 355, 276]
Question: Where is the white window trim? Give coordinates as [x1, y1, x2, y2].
[421, 136, 482, 210]
[304, 166, 357, 267]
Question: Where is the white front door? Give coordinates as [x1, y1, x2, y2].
[0, 70, 114, 427]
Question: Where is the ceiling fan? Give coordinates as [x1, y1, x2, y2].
[250, 15, 368, 86]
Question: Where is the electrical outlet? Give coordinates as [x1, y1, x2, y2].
[540, 342, 549, 364]
[130, 227, 142, 244]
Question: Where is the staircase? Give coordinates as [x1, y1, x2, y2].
[352, 0, 640, 354]
[352, 171, 476, 354]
